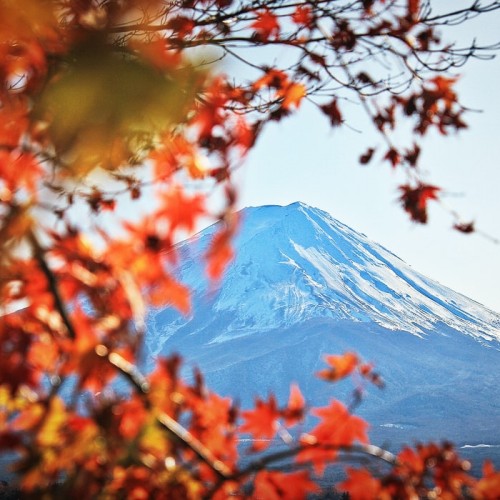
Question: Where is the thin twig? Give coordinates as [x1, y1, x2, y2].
[29, 231, 76, 340]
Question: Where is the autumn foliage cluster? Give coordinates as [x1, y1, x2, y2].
[1, 0, 500, 498]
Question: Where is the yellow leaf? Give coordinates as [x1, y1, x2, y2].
[37, 396, 67, 447]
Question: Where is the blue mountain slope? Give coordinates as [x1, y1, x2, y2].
[145, 202, 500, 447]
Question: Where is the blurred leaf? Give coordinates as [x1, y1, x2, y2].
[35, 41, 203, 173]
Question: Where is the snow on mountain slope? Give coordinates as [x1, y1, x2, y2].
[145, 202, 500, 446]
[149, 202, 500, 349]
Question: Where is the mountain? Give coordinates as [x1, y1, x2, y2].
[145, 202, 500, 448]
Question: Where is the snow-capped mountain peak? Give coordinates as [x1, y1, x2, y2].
[163, 202, 499, 345]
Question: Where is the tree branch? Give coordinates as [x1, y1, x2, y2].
[106, 350, 233, 480]
[29, 231, 76, 340]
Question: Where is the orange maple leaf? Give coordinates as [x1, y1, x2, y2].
[0, 98, 29, 148]
[296, 401, 369, 475]
[295, 441, 337, 476]
[397, 446, 425, 474]
[311, 400, 369, 446]
[116, 397, 148, 439]
[0, 150, 43, 196]
[253, 69, 288, 91]
[159, 187, 205, 234]
[281, 82, 306, 110]
[316, 352, 359, 382]
[254, 470, 319, 499]
[206, 221, 237, 281]
[239, 395, 279, 451]
[474, 460, 500, 499]
[149, 140, 185, 180]
[337, 467, 382, 500]
[281, 383, 305, 427]
[149, 274, 191, 314]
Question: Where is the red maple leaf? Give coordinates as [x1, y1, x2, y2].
[167, 16, 195, 37]
[321, 98, 342, 127]
[359, 147, 375, 165]
[399, 183, 440, 224]
[292, 6, 313, 27]
[454, 221, 474, 234]
[408, 0, 420, 21]
[251, 10, 280, 41]
[384, 148, 401, 168]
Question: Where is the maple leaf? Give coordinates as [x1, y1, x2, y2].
[317, 352, 359, 382]
[281, 383, 305, 427]
[0, 98, 29, 148]
[251, 10, 280, 41]
[474, 460, 500, 499]
[193, 92, 227, 140]
[384, 148, 401, 168]
[131, 39, 182, 70]
[254, 470, 319, 499]
[295, 440, 337, 476]
[337, 467, 382, 500]
[253, 68, 288, 91]
[228, 115, 255, 154]
[205, 219, 238, 281]
[0, 150, 43, 196]
[321, 99, 342, 127]
[399, 183, 440, 224]
[37, 396, 67, 447]
[12, 403, 44, 431]
[404, 144, 421, 166]
[292, 6, 313, 27]
[239, 395, 279, 451]
[454, 221, 475, 234]
[408, 0, 420, 21]
[359, 363, 384, 388]
[149, 139, 186, 180]
[159, 187, 205, 234]
[310, 400, 369, 446]
[430, 75, 458, 101]
[28, 336, 59, 371]
[297, 401, 369, 475]
[361, 0, 376, 14]
[149, 273, 191, 314]
[359, 147, 375, 165]
[281, 82, 306, 110]
[397, 446, 425, 475]
[167, 16, 195, 37]
[116, 397, 147, 439]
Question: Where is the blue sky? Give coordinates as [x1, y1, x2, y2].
[234, 17, 500, 312]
